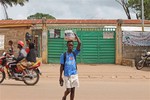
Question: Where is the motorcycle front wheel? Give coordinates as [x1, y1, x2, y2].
[136, 60, 145, 70]
[0, 71, 5, 83]
[23, 69, 39, 86]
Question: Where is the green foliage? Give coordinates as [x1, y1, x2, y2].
[0, 0, 29, 19]
[128, 0, 150, 20]
[0, 0, 28, 7]
[13, 0, 29, 6]
[27, 13, 56, 19]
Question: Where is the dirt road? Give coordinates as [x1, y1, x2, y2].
[0, 78, 150, 100]
[0, 64, 150, 100]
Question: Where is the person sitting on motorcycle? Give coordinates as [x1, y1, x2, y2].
[26, 42, 41, 74]
[26, 42, 37, 66]
[24, 38, 36, 66]
[8, 41, 27, 75]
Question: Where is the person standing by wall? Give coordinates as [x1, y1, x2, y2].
[59, 33, 81, 100]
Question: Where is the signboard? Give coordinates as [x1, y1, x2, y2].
[0, 35, 4, 50]
[49, 29, 60, 38]
[103, 32, 114, 39]
[49, 29, 54, 38]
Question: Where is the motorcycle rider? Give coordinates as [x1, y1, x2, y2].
[8, 41, 27, 77]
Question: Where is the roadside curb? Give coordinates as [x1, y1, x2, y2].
[39, 64, 150, 80]
[40, 74, 150, 80]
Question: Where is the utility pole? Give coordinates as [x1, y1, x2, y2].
[141, 0, 144, 31]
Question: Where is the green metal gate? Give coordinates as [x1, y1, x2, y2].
[48, 28, 116, 64]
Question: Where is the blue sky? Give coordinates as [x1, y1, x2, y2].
[0, 0, 137, 20]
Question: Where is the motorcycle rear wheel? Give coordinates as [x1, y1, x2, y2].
[23, 69, 39, 86]
[136, 60, 145, 70]
[0, 71, 5, 83]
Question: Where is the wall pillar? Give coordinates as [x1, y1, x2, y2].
[115, 19, 123, 64]
[41, 17, 48, 63]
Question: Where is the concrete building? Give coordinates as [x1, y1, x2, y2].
[0, 19, 150, 65]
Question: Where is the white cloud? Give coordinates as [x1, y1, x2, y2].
[0, 0, 137, 20]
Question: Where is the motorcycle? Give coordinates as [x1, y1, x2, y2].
[0, 52, 41, 85]
[136, 50, 150, 70]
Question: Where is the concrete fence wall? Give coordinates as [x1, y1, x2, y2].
[123, 45, 150, 64]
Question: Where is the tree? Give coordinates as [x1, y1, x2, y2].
[128, 0, 150, 20]
[116, 0, 150, 20]
[116, 0, 131, 19]
[0, 0, 29, 19]
[27, 13, 56, 19]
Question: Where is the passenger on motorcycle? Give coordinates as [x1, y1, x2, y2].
[8, 41, 27, 76]
[25, 39, 41, 74]
[25, 42, 37, 67]
[27, 42, 41, 74]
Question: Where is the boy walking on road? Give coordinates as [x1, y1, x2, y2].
[59, 33, 81, 100]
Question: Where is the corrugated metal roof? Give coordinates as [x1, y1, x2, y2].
[0, 19, 150, 25]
